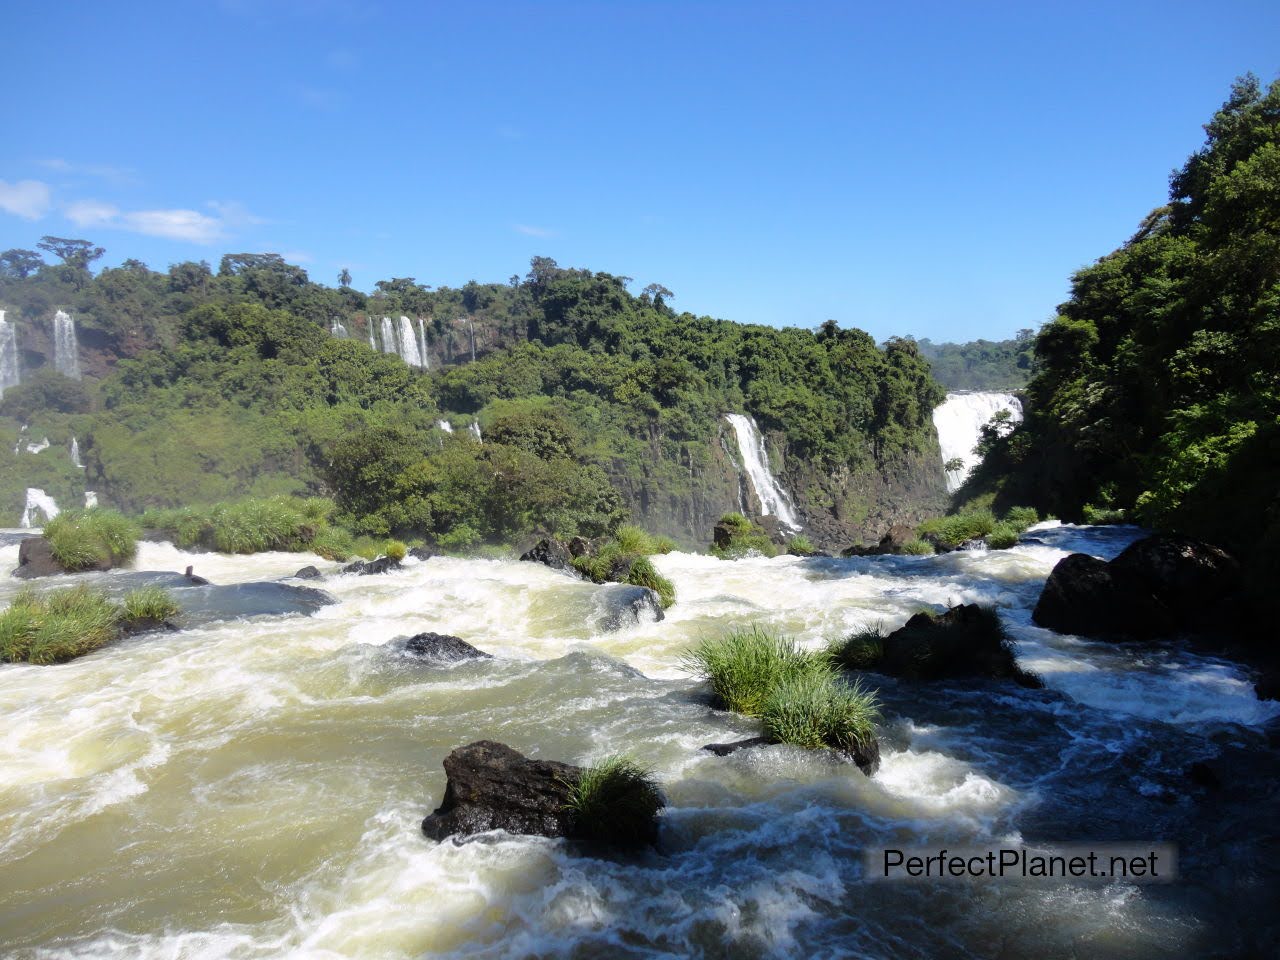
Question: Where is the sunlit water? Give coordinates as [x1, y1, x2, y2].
[0, 524, 1276, 958]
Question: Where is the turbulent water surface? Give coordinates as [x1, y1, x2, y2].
[1, 525, 1276, 958]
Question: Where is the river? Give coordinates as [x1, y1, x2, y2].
[1, 524, 1276, 958]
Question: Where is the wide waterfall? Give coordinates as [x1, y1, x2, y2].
[52, 309, 81, 380]
[932, 392, 1024, 492]
[398, 316, 423, 367]
[70, 436, 84, 468]
[0, 310, 20, 396]
[18, 487, 59, 527]
[724, 413, 801, 531]
[379, 317, 398, 356]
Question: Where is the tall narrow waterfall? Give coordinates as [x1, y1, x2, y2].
[70, 437, 84, 468]
[468, 421, 483, 442]
[367, 322, 377, 351]
[398, 316, 423, 367]
[0, 310, 20, 396]
[724, 413, 801, 531]
[417, 317, 430, 370]
[932, 392, 1024, 492]
[53, 310, 81, 379]
[20, 488, 60, 528]
[379, 317, 397, 356]
[330, 319, 349, 339]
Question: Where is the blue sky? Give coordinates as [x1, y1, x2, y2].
[2, 2, 1277, 342]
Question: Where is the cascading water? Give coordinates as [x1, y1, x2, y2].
[52, 309, 81, 380]
[330, 319, 349, 339]
[398, 316, 423, 367]
[367, 322, 378, 351]
[436, 419, 453, 434]
[417, 317, 430, 370]
[18, 487, 59, 527]
[725, 412, 801, 531]
[24, 437, 49, 454]
[0, 310, 20, 396]
[70, 436, 84, 468]
[468, 420, 482, 442]
[379, 317, 398, 356]
[83, 491, 99, 508]
[0, 524, 1274, 957]
[933, 391, 1024, 492]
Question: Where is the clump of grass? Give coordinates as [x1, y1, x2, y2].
[44, 509, 140, 572]
[901, 538, 935, 556]
[917, 509, 997, 549]
[564, 755, 665, 848]
[142, 497, 357, 558]
[612, 524, 674, 556]
[711, 512, 779, 558]
[383, 539, 408, 563]
[786, 534, 816, 556]
[310, 526, 355, 562]
[0, 586, 121, 665]
[624, 555, 676, 609]
[985, 523, 1020, 550]
[680, 626, 826, 717]
[350, 535, 385, 560]
[762, 671, 880, 752]
[209, 498, 308, 553]
[1002, 506, 1039, 532]
[1083, 503, 1127, 525]
[121, 586, 181, 624]
[829, 623, 886, 670]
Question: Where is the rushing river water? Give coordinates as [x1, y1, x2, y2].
[1, 524, 1277, 958]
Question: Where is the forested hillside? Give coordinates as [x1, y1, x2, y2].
[0, 250, 947, 548]
[914, 333, 1035, 391]
[966, 74, 1280, 585]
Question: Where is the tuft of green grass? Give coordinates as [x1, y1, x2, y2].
[564, 755, 665, 848]
[1002, 506, 1039, 532]
[711, 512, 778, 558]
[786, 534, 816, 556]
[383, 539, 407, 563]
[900, 538, 935, 556]
[1083, 503, 1127, 525]
[121, 586, 181, 624]
[680, 626, 827, 717]
[0, 586, 122, 665]
[209, 498, 308, 553]
[310, 526, 355, 561]
[829, 623, 886, 670]
[625, 555, 676, 609]
[917, 509, 997, 548]
[985, 523, 1020, 550]
[762, 671, 880, 752]
[44, 509, 140, 571]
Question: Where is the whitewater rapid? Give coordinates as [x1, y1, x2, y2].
[0, 525, 1274, 958]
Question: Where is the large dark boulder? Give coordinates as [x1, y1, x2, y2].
[519, 538, 575, 575]
[1032, 553, 1172, 638]
[594, 584, 665, 632]
[711, 521, 735, 552]
[875, 604, 1042, 687]
[292, 565, 322, 580]
[1109, 536, 1240, 620]
[842, 523, 919, 557]
[407, 546, 435, 561]
[12, 536, 113, 579]
[391, 632, 492, 664]
[341, 556, 401, 576]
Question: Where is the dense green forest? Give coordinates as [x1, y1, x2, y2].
[967, 74, 1280, 585]
[0, 247, 943, 548]
[914, 333, 1035, 391]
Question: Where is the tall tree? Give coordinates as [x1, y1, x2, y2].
[0, 248, 43, 279]
[35, 236, 105, 271]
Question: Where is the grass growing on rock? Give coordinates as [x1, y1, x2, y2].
[142, 496, 360, 558]
[121, 586, 181, 624]
[786, 534, 817, 555]
[901, 538, 935, 555]
[0, 586, 122, 664]
[625, 556, 676, 609]
[829, 623, 886, 670]
[44, 509, 139, 571]
[985, 523, 1020, 549]
[681, 626, 829, 717]
[571, 526, 677, 608]
[918, 509, 997, 549]
[564, 755, 665, 848]
[383, 539, 408, 563]
[711, 512, 778, 558]
[762, 671, 879, 752]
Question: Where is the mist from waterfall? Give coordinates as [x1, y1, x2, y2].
[724, 413, 800, 531]
[0, 310, 20, 396]
[932, 392, 1025, 492]
[53, 310, 81, 379]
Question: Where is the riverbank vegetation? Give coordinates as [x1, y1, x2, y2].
[564, 755, 665, 848]
[0, 584, 179, 664]
[44, 509, 139, 571]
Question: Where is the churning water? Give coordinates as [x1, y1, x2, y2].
[0, 525, 1275, 958]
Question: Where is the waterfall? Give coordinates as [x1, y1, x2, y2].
[468, 421, 482, 442]
[330, 319, 348, 339]
[468, 318, 476, 361]
[436, 420, 454, 434]
[417, 317, 430, 370]
[724, 413, 801, 531]
[70, 436, 84, 468]
[379, 317, 397, 356]
[13, 424, 25, 455]
[0, 310, 20, 396]
[19, 488, 60, 528]
[53, 310, 81, 380]
[932, 392, 1025, 493]
[25, 437, 50, 454]
[367, 322, 377, 351]
[398, 316, 423, 367]
[84, 491, 99, 508]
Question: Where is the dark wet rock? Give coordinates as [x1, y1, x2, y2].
[1032, 553, 1173, 639]
[1188, 760, 1223, 790]
[119, 616, 179, 637]
[341, 556, 401, 576]
[392, 632, 492, 663]
[12, 536, 115, 579]
[842, 523, 919, 557]
[869, 604, 1043, 687]
[700, 733, 880, 775]
[292, 565, 322, 580]
[711, 521, 735, 552]
[1255, 669, 1280, 702]
[519, 538, 575, 574]
[407, 546, 435, 561]
[702, 736, 774, 756]
[1110, 536, 1241, 622]
[165, 581, 336, 626]
[595, 584, 665, 632]
[568, 536, 591, 558]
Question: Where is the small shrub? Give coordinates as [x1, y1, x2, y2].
[985, 523, 1020, 550]
[0, 586, 121, 665]
[625, 555, 676, 609]
[762, 671, 880, 752]
[564, 755, 665, 848]
[901, 538, 935, 556]
[680, 627, 826, 717]
[121, 586, 180, 624]
[210, 498, 308, 553]
[383, 539, 408, 563]
[1083, 503, 1127, 525]
[786, 535, 816, 556]
[917, 509, 997, 548]
[310, 526, 355, 561]
[712, 512, 778, 558]
[1002, 506, 1039, 532]
[829, 624, 886, 670]
[44, 509, 140, 571]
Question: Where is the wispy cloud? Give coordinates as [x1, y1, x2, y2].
[513, 223, 555, 238]
[65, 199, 121, 226]
[39, 158, 139, 186]
[63, 198, 266, 243]
[0, 179, 53, 220]
[280, 249, 313, 263]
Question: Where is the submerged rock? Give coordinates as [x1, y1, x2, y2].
[85, 571, 336, 627]
[843, 523, 917, 557]
[702, 736, 774, 756]
[861, 604, 1042, 687]
[292, 565, 322, 580]
[407, 546, 435, 561]
[594, 583, 665, 632]
[700, 733, 880, 775]
[392, 632, 492, 663]
[341, 556, 401, 576]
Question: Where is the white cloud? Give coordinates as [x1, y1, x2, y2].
[39, 158, 138, 185]
[121, 209, 226, 243]
[65, 199, 120, 226]
[207, 200, 269, 227]
[513, 223, 554, 237]
[0, 179, 53, 220]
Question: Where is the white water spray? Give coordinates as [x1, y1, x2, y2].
[436, 420, 454, 434]
[330, 319, 348, 339]
[379, 317, 397, 356]
[468, 421, 482, 442]
[932, 392, 1024, 492]
[0, 310, 20, 395]
[19, 487, 59, 528]
[25, 437, 49, 454]
[70, 436, 84, 468]
[398, 316, 423, 367]
[84, 491, 99, 508]
[417, 317, 429, 370]
[724, 413, 800, 531]
[53, 309, 81, 379]
[367, 322, 377, 351]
